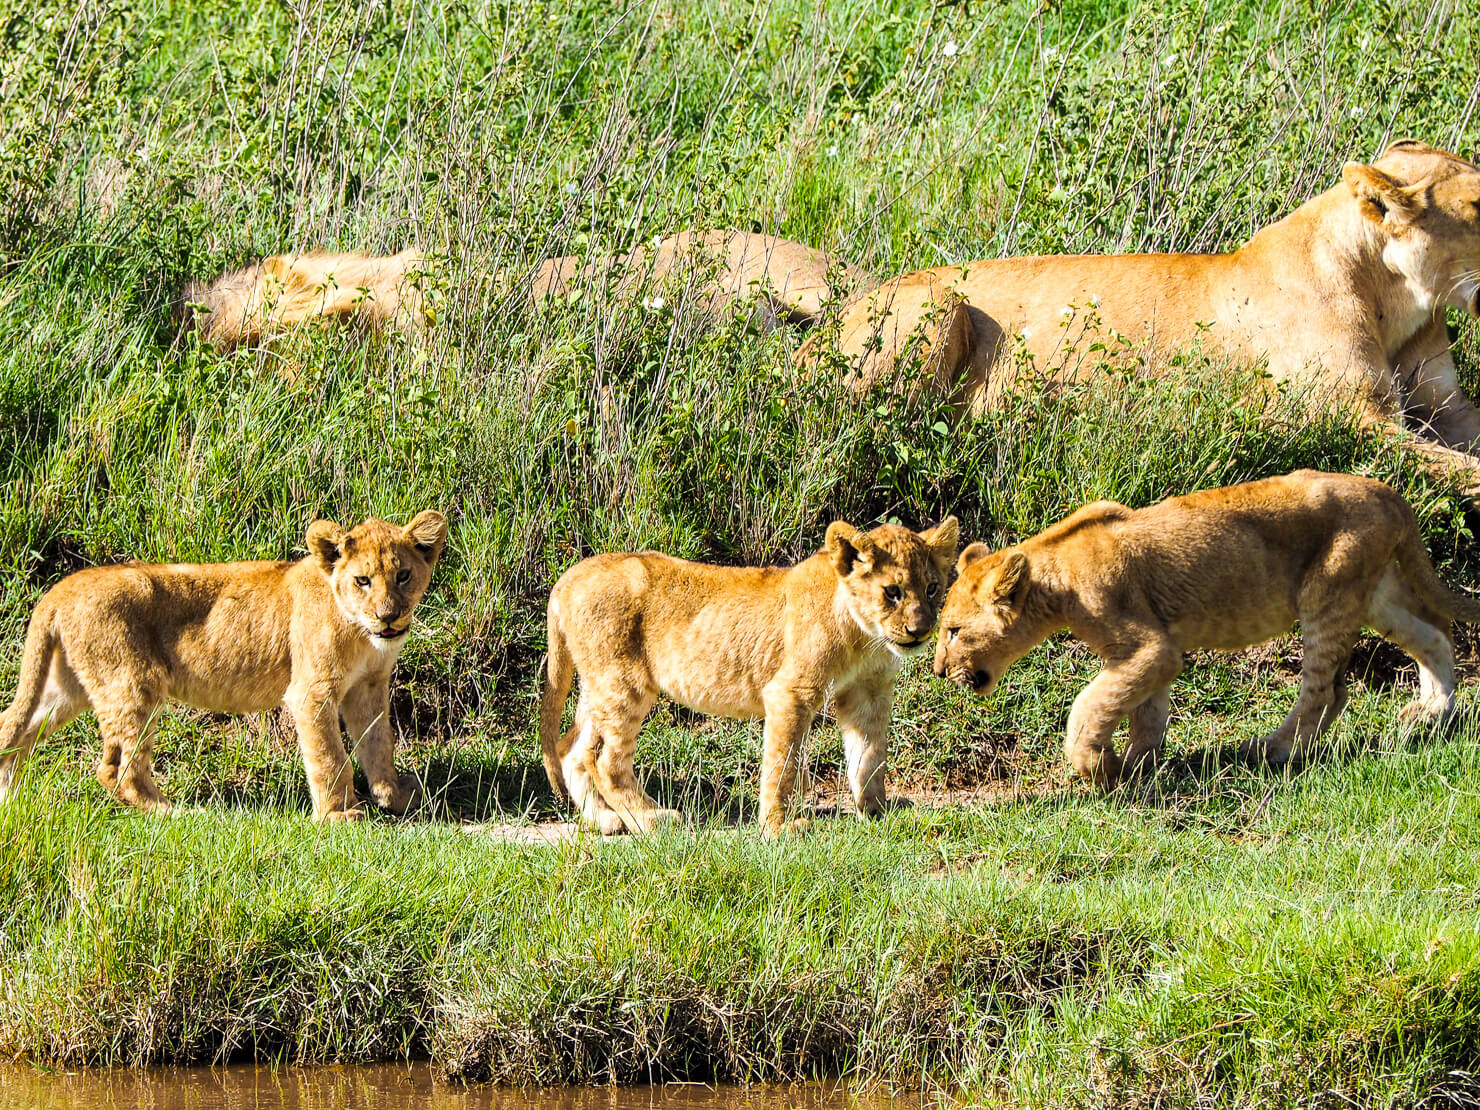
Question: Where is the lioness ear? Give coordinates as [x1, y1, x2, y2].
[405, 510, 448, 562]
[921, 516, 960, 575]
[957, 541, 992, 574]
[826, 521, 873, 577]
[1343, 163, 1421, 229]
[990, 551, 1030, 609]
[306, 520, 348, 573]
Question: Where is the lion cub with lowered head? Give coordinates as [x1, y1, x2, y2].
[542, 518, 959, 837]
[0, 512, 447, 819]
[934, 471, 1480, 785]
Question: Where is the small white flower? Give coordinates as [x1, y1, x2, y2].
[642, 295, 666, 312]
[1088, 293, 1101, 307]
[1043, 46, 1061, 64]
[825, 144, 839, 158]
[942, 40, 958, 58]
[652, 236, 663, 249]
[136, 146, 150, 164]
[563, 182, 579, 196]
[1019, 326, 1033, 342]
[1059, 305, 1074, 318]
[1350, 106, 1364, 118]
[1161, 52, 1179, 68]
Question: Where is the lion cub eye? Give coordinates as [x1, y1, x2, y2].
[947, 627, 959, 642]
[926, 581, 939, 598]
[354, 576, 371, 589]
[884, 585, 902, 603]
[396, 569, 412, 586]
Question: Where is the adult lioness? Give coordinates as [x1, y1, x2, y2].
[0, 512, 447, 819]
[180, 249, 429, 351]
[807, 141, 1480, 464]
[541, 518, 959, 837]
[529, 228, 865, 325]
[933, 472, 1480, 786]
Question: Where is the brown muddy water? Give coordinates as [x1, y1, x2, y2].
[0, 1062, 942, 1109]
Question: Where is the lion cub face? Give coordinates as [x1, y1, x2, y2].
[934, 545, 1040, 696]
[1345, 141, 1480, 320]
[826, 518, 959, 658]
[306, 511, 448, 643]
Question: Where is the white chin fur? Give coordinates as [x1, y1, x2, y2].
[890, 640, 931, 659]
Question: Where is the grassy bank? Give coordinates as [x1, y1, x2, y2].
[4, 0, 1480, 1105]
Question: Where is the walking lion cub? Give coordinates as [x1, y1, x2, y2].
[934, 472, 1480, 785]
[541, 518, 959, 837]
[0, 512, 447, 819]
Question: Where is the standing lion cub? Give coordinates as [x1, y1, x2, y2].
[0, 512, 448, 819]
[541, 518, 959, 837]
[934, 471, 1480, 785]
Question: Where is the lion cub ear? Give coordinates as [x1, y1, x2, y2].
[405, 510, 449, 563]
[306, 520, 348, 573]
[990, 551, 1030, 609]
[1343, 163, 1422, 230]
[957, 541, 992, 574]
[921, 516, 960, 575]
[826, 521, 874, 577]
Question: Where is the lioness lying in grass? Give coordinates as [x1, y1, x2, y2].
[805, 140, 1480, 481]
[0, 512, 447, 819]
[934, 471, 1480, 786]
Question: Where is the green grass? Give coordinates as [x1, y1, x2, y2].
[3, 0, 1480, 1105]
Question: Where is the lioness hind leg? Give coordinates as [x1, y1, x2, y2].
[1122, 686, 1172, 780]
[1367, 567, 1456, 725]
[98, 696, 170, 814]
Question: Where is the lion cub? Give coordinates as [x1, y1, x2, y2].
[0, 512, 447, 819]
[934, 471, 1480, 785]
[541, 518, 959, 837]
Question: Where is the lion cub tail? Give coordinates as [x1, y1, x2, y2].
[539, 601, 575, 801]
[1394, 520, 1480, 626]
[0, 600, 59, 786]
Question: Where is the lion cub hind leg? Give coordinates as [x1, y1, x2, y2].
[588, 695, 681, 835]
[561, 706, 629, 836]
[96, 694, 170, 814]
[1243, 620, 1359, 767]
[1367, 568, 1457, 726]
[1065, 642, 1181, 790]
